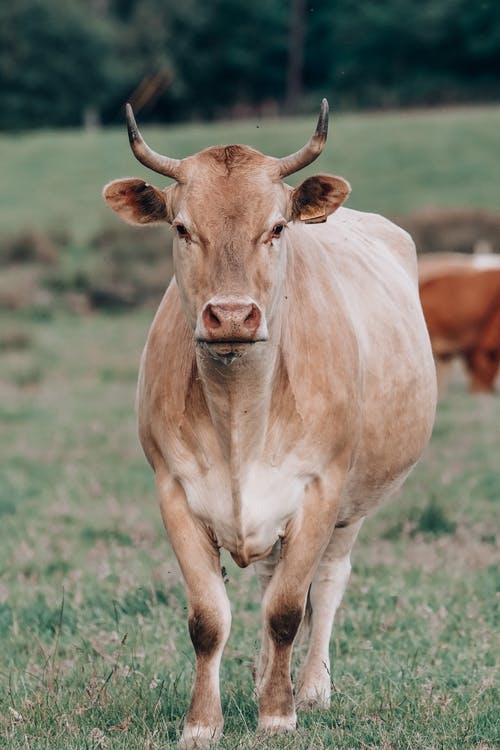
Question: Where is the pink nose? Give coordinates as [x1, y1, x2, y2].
[202, 300, 262, 341]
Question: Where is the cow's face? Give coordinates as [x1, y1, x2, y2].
[162, 149, 293, 345]
[103, 102, 350, 361]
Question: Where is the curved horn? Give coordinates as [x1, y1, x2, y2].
[276, 98, 329, 178]
[125, 103, 182, 180]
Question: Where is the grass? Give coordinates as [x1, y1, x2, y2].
[1, 105, 500, 240]
[0, 310, 498, 749]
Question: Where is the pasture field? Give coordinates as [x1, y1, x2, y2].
[0, 310, 498, 749]
[1, 106, 499, 748]
[1, 105, 500, 240]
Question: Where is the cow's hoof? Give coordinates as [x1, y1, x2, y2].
[258, 713, 296, 733]
[179, 724, 222, 748]
[296, 684, 331, 711]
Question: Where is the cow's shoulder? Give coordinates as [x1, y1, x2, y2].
[137, 279, 197, 464]
[330, 207, 418, 281]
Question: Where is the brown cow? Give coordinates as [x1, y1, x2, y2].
[418, 251, 500, 283]
[103, 101, 436, 747]
[418, 253, 500, 393]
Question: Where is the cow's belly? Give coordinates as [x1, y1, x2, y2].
[180, 459, 308, 565]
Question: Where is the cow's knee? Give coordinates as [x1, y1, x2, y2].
[188, 608, 227, 658]
[268, 605, 303, 648]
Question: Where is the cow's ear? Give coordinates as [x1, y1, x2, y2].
[290, 174, 351, 224]
[103, 178, 173, 225]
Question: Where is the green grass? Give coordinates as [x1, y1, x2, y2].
[0, 311, 498, 749]
[2, 105, 500, 240]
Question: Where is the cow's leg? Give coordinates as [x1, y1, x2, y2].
[156, 473, 231, 748]
[435, 354, 453, 396]
[256, 474, 345, 733]
[295, 519, 364, 710]
[254, 541, 281, 688]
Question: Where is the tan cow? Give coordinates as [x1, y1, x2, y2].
[103, 101, 436, 747]
[418, 253, 500, 393]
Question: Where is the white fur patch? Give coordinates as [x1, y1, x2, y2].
[182, 458, 308, 555]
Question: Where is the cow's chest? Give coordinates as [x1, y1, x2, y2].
[176, 449, 311, 560]
[156, 360, 333, 561]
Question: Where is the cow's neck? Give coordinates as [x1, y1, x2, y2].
[195, 336, 279, 471]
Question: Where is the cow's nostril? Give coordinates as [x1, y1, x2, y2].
[208, 308, 221, 328]
[203, 305, 222, 331]
[244, 305, 261, 330]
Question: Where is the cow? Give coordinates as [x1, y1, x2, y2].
[418, 251, 500, 284]
[103, 100, 436, 747]
[418, 253, 500, 393]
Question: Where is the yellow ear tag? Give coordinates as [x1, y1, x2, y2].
[300, 205, 327, 224]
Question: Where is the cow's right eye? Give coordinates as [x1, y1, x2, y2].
[176, 224, 189, 238]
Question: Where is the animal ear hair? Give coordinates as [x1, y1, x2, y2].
[103, 178, 172, 225]
[291, 174, 351, 223]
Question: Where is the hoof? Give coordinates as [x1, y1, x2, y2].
[179, 724, 222, 748]
[296, 685, 331, 711]
[258, 713, 296, 734]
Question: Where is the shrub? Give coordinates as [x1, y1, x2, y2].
[415, 496, 456, 537]
[0, 265, 52, 311]
[0, 229, 66, 266]
[0, 326, 33, 351]
[394, 208, 500, 255]
[85, 224, 173, 310]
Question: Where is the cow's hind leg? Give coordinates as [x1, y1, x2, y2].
[435, 354, 453, 396]
[156, 473, 231, 748]
[296, 519, 364, 710]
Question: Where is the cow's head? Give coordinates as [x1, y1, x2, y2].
[103, 100, 350, 362]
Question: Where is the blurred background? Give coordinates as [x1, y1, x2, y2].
[1, 2, 499, 748]
[1, 0, 500, 316]
[2, 0, 500, 128]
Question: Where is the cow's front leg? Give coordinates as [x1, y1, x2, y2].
[156, 473, 231, 748]
[254, 541, 281, 688]
[257, 474, 344, 733]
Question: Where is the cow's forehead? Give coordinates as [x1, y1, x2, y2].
[186, 144, 273, 175]
[177, 145, 286, 226]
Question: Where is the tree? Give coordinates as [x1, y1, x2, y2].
[286, 0, 307, 112]
[0, 0, 113, 129]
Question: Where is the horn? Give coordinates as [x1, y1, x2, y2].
[276, 98, 329, 178]
[125, 103, 182, 180]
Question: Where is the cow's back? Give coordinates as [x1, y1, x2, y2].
[418, 251, 500, 285]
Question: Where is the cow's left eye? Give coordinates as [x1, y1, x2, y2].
[272, 223, 285, 238]
[175, 224, 190, 239]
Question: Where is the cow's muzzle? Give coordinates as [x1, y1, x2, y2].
[196, 296, 268, 355]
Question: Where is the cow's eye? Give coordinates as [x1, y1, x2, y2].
[175, 224, 190, 239]
[272, 223, 285, 238]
